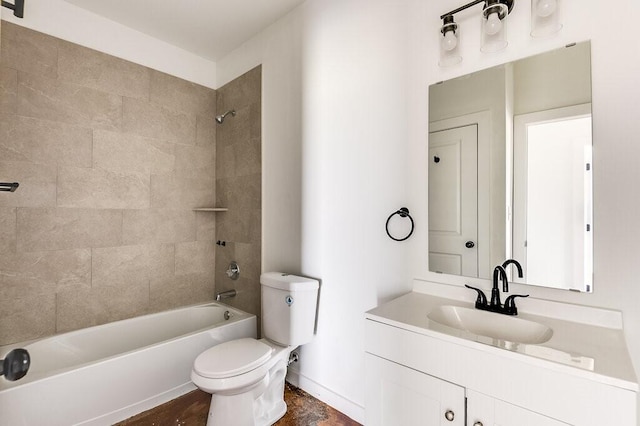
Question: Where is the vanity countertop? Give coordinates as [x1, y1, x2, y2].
[365, 283, 638, 392]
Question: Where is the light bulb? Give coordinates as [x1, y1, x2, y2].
[441, 30, 458, 52]
[536, 0, 557, 17]
[485, 11, 503, 36]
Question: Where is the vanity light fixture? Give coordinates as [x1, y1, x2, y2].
[480, 0, 512, 52]
[438, 0, 514, 67]
[439, 15, 462, 66]
[530, 0, 562, 37]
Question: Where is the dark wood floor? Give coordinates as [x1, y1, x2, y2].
[116, 382, 361, 426]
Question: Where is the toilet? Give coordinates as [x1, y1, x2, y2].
[191, 272, 319, 426]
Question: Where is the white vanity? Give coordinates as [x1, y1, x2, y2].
[364, 281, 638, 425]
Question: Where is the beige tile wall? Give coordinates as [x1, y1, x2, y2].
[0, 21, 220, 345]
[214, 66, 262, 321]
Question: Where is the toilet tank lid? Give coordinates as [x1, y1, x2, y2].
[261, 272, 319, 291]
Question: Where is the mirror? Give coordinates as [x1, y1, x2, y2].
[428, 41, 592, 292]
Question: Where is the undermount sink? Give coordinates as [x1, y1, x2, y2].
[427, 305, 553, 344]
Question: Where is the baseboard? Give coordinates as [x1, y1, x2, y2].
[286, 370, 364, 424]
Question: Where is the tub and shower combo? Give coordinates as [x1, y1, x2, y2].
[0, 302, 256, 425]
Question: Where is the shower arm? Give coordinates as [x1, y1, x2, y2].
[215, 110, 236, 123]
[0, 182, 19, 192]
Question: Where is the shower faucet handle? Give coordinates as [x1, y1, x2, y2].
[226, 261, 240, 280]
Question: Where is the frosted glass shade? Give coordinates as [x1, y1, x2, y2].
[531, 0, 562, 37]
[481, 2, 508, 52]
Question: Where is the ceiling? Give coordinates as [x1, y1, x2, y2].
[62, 0, 306, 61]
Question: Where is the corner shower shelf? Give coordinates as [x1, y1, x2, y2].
[193, 208, 228, 212]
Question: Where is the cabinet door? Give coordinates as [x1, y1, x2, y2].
[467, 389, 570, 426]
[365, 353, 465, 426]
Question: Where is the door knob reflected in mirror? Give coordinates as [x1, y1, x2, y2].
[465, 241, 475, 248]
[444, 410, 455, 421]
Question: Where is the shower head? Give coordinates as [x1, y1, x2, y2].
[215, 110, 236, 124]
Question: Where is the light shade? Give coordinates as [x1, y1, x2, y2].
[481, 1, 509, 52]
[439, 17, 462, 67]
[531, 0, 562, 37]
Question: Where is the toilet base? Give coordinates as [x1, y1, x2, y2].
[205, 357, 289, 426]
[207, 399, 286, 426]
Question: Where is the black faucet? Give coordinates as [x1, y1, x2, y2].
[465, 259, 529, 316]
[501, 258, 524, 290]
[491, 265, 508, 307]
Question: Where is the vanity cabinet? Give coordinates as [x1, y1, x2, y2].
[365, 353, 465, 425]
[466, 389, 568, 426]
[366, 353, 568, 426]
[364, 290, 638, 426]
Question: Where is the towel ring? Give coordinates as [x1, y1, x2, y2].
[385, 207, 414, 241]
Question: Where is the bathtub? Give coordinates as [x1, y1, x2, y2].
[0, 302, 256, 426]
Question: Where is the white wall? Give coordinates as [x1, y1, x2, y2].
[1, 0, 216, 88]
[297, 1, 415, 418]
[217, 0, 418, 420]
[219, 0, 640, 422]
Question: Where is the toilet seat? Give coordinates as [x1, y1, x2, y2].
[194, 338, 273, 379]
[191, 338, 291, 395]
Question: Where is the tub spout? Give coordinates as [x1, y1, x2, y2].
[215, 289, 237, 301]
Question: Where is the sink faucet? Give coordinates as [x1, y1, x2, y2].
[465, 259, 529, 316]
[501, 258, 524, 289]
[491, 265, 508, 307]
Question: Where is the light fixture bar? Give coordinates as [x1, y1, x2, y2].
[440, 0, 485, 20]
[1, 0, 24, 18]
[440, 0, 513, 20]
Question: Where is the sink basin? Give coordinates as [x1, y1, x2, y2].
[427, 305, 553, 344]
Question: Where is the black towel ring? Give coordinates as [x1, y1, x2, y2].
[385, 207, 414, 241]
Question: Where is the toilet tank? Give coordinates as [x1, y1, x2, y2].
[261, 272, 319, 347]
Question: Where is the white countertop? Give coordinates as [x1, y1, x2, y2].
[365, 282, 638, 392]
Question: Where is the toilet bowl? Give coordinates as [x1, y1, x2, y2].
[191, 273, 319, 426]
[191, 338, 292, 425]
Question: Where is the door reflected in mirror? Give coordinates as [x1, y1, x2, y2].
[428, 41, 593, 292]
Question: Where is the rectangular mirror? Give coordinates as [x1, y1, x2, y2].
[428, 41, 592, 292]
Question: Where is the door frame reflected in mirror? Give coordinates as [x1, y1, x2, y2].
[512, 103, 593, 292]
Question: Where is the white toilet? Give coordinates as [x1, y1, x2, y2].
[191, 272, 319, 426]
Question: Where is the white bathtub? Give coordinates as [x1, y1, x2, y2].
[0, 302, 256, 426]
